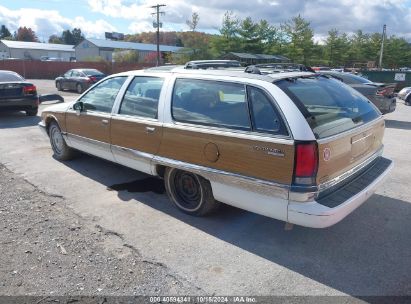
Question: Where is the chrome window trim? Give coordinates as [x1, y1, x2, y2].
[111, 113, 161, 125]
[169, 77, 294, 140]
[163, 122, 294, 145]
[316, 116, 384, 144]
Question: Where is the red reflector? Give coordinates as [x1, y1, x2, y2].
[23, 85, 37, 95]
[295, 143, 318, 177]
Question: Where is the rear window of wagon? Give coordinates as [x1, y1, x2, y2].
[275, 76, 380, 139]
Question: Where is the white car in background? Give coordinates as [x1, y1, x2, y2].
[397, 87, 411, 105]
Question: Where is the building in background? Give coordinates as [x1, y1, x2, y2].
[221, 52, 290, 65]
[75, 38, 182, 63]
[0, 40, 75, 61]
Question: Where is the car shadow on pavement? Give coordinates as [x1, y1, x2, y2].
[61, 154, 411, 297]
[385, 119, 411, 131]
[0, 111, 40, 129]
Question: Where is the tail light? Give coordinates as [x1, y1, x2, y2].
[88, 76, 97, 83]
[376, 87, 394, 97]
[23, 84, 37, 95]
[293, 142, 318, 185]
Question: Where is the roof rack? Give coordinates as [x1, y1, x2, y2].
[184, 60, 242, 70]
[244, 63, 315, 75]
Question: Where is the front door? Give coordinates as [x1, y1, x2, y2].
[110, 76, 165, 174]
[65, 76, 128, 161]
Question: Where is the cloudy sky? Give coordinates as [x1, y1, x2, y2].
[1, 0, 411, 43]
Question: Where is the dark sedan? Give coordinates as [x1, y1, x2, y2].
[55, 69, 106, 94]
[319, 71, 396, 114]
[0, 70, 39, 116]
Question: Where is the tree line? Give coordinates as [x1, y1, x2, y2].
[0, 25, 84, 46]
[1, 12, 410, 68]
[126, 12, 411, 68]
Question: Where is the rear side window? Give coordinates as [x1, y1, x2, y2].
[172, 79, 250, 130]
[248, 86, 288, 136]
[119, 76, 164, 119]
[275, 76, 380, 139]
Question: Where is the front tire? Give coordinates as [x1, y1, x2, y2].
[49, 122, 75, 161]
[56, 81, 62, 91]
[406, 96, 411, 106]
[76, 83, 83, 94]
[164, 168, 220, 216]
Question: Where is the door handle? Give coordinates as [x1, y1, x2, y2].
[101, 119, 109, 125]
[145, 126, 156, 133]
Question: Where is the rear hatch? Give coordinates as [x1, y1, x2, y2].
[275, 75, 384, 187]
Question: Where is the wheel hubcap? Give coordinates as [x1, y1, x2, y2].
[172, 171, 202, 211]
[51, 127, 64, 154]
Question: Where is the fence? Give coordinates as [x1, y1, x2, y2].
[0, 60, 155, 79]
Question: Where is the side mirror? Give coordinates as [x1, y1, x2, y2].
[73, 101, 84, 114]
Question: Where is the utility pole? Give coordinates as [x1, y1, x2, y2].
[151, 4, 166, 66]
[379, 24, 386, 70]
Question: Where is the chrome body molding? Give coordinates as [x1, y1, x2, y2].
[318, 146, 384, 192]
[317, 117, 384, 144]
[111, 145, 155, 175]
[66, 133, 115, 162]
[153, 155, 290, 200]
[163, 123, 294, 145]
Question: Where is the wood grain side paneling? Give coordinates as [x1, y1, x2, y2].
[158, 126, 295, 184]
[317, 120, 385, 184]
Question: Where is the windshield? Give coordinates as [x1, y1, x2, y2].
[275, 76, 380, 139]
[0, 72, 24, 82]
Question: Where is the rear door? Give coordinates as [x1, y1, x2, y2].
[110, 76, 165, 175]
[65, 76, 128, 161]
[158, 77, 295, 220]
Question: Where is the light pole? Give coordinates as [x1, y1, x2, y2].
[151, 4, 166, 66]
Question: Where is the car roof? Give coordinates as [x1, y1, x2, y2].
[115, 68, 315, 83]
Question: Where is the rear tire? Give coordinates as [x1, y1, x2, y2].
[48, 122, 75, 161]
[164, 167, 220, 216]
[26, 108, 38, 116]
[76, 83, 83, 94]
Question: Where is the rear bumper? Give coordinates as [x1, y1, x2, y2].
[288, 157, 393, 228]
[0, 96, 39, 110]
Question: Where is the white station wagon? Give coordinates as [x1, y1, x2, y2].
[39, 67, 393, 228]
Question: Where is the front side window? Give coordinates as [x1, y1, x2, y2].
[275, 76, 380, 139]
[64, 70, 72, 77]
[119, 76, 164, 119]
[79, 76, 127, 113]
[248, 86, 287, 136]
[172, 79, 250, 130]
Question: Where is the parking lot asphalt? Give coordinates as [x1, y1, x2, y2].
[0, 80, 410, 297]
